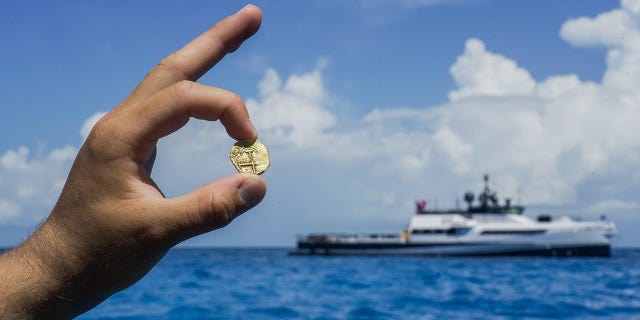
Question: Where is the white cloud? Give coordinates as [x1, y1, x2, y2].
[623, 0, 640, 16]
[560, 9, 636, 49]
[588, 199, 638, 213]
[583, 199, 639, 224]
[448, 38, 536, 101]
[0, 146, 76, 224]
[0, 109, 97, 224]
[246, 67, 336, 149]
[560, 1, 640, 94]
[0, 199, 21, 223]
[433, 126, 473, 175]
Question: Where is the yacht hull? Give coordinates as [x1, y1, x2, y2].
[289, 243, 611, 257]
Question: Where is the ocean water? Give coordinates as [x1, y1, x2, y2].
[70, 248, 640, 319]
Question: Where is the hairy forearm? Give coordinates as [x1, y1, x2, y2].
[0, 221, 83, 319]
[0, 215, 166, 319]
[0, 228, 58, 318]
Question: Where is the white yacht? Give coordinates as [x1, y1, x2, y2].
[291, 175, 618, 257]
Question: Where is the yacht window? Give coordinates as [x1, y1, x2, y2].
[480, 229, 546, 235]
[412, 229, 447, 234]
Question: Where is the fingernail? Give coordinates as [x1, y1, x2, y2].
[238, 174, 266, 211]
[248, 119, 258, 141]
[237, 4, 254, 14]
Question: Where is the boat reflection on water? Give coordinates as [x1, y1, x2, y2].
[290, 175, 618, 257]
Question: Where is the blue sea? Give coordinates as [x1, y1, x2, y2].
[71, 248, 640, 319]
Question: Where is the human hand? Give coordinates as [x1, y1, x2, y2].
[0, 4, 265, 319]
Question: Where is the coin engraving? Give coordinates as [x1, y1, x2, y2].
[229, 140, 270, 175]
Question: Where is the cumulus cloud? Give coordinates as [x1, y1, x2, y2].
[449, 38, 536, 101]
[588, 199, 638, 214]
[247, 67, 336, 148]
[0, 146, 76, 224]
[0, 110, 104, 225]
[561, 0, 640, 94]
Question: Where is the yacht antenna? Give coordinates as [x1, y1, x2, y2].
[479, 174, 491, 209]
[463, 192, 474, 210]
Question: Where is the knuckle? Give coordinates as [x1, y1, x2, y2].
[89, 116, 111, 139]
[171, 80, 196, 101]
[227, 92, 244, 108]
[146, 58, 188, 83]
[85, 117, 117, 158]
[203, 193, 238, 229]
[156, 56, 176, 70]
[156, 56, 179, 73]
[221, 91, 244, 113]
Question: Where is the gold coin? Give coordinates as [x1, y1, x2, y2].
[229, 139, 270, 175]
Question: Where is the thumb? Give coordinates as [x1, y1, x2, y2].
[163, 173, 266, 244]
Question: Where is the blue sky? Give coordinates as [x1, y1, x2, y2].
[2, 1, 639, 247]
[0, 0, 613, 149]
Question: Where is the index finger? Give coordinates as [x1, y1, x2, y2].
[124, 4, 262, 106]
